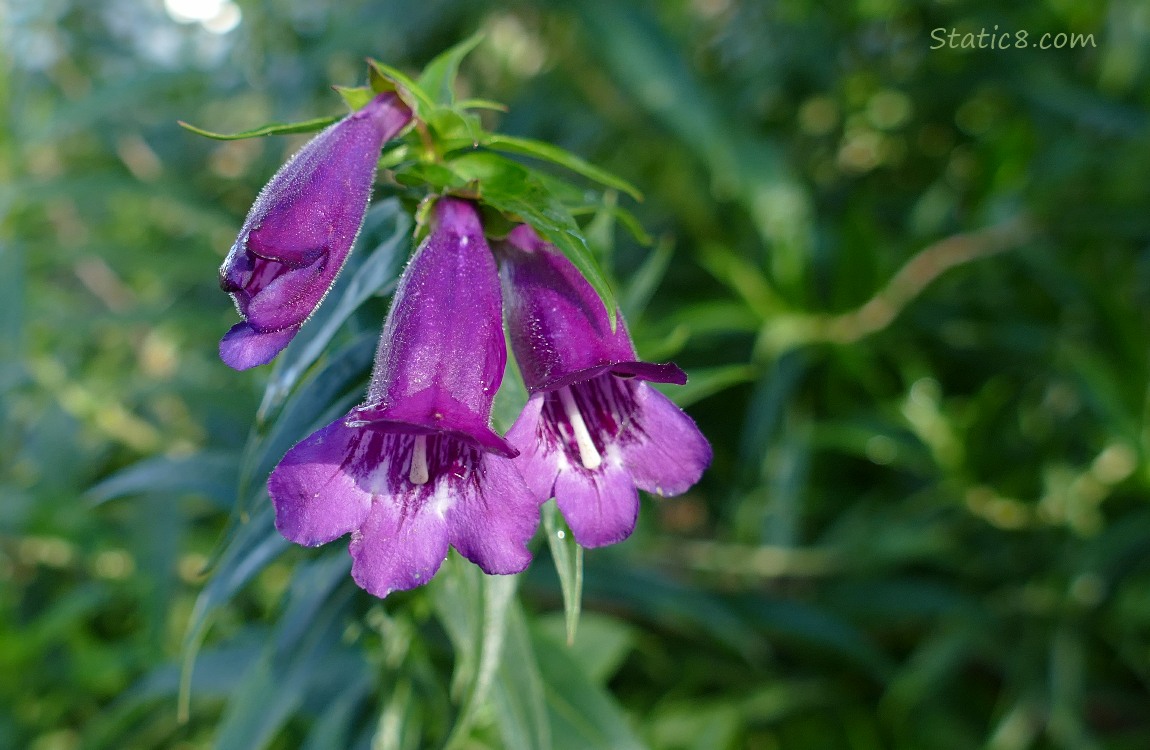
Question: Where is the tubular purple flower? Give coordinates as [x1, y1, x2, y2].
[268, 199, 540, 598]
[218, 92, 412, 370]
[500, 225, 711, 547]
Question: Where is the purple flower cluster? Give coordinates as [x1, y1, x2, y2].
[219, 99, 711, 597]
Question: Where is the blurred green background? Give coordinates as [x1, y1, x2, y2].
[3, 0, 1150, 748]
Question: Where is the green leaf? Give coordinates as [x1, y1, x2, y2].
[532, 170, 651, 246]
[646, 702, 742, 750]
[0, 242, 24, 398]
[882, 629, 975, 716]
[177, 115, 339, 141]
[374, 676, 422, 750]
[582, 563, 766, 659]
[300, 673, 372, 750]
[457, 98, 509, 112]
[662, 301, 761, 339]
[736, 352, 806, 492]
[575, 0, 813, 289]
[432, 554, 519, 750]
[491, 601, 552, 750]
[426, 108, 484, 145]
[86, 451, 239, 510]
[621, 234, 673, 321]
[570, 202, 653, 247]
[536, 612, 635, 686]
[378, 143, 412, 169]
[582, 190, 618, 264]
[542, 501, 583, 645]
[482, 134, 642, 201]
[214, 559, 359, 750]
[178, 504, 286, 721]
[742, 595, 893, 680]
[417, 33, 485, 107]
[333, 85, 375, 111]
[103, 635, 265, 705]
[533, 626, 648, 750]
[368, 59, 436, 117]
[392, 161, 469, 192]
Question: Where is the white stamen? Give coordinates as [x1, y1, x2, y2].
[558, 386, 602, 470]
[409, 435, 429, 485]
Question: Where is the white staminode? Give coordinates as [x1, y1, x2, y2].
[409, 434, 430, 485]
[558, 386, 602, 470]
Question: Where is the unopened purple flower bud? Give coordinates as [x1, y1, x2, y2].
[218, 92, 412, 369]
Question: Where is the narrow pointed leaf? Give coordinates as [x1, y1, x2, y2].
[491, 601, 552, 750]
[458, 98, 509, 112]
[177, 116, 339, 141]
[542, 501, 583, 644]
[433, 555, 518, 750]
[178, 504, 286, 721]
[417, 33, 484, 107]
[214, 581, 356, 750]
[482, 134, 642, 201]
[621, 235, 674, 321]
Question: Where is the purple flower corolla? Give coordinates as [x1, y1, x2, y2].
[268, 199, 539, 597]
[501, 226, 711, 547]
[219, 93, 412, 370]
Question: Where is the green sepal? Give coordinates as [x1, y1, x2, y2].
[365, 57, 399, 96]
[333, 84, 375, 111]
[367, 58, 436, 117]
[177, 115, 339, 141]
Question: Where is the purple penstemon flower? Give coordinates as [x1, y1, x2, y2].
[218, 92, 412, 370]
[268, 199, 540, 597]
[500, 226, 712, 547]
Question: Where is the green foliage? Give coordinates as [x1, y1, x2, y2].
[4, 0, 1150, 749]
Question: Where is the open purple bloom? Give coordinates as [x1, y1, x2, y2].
[219, 92, 412, 370]
[500, 226, 711, 547]
[268, 199, 539, 597]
